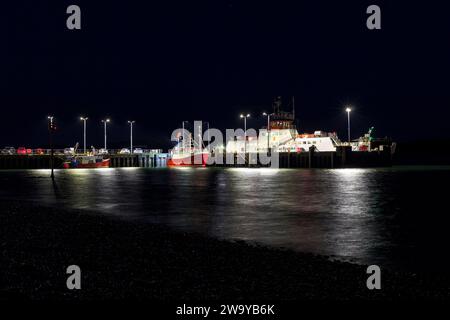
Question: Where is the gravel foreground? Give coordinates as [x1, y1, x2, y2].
[0, 201, 449, 301]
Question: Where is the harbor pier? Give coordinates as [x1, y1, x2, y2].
[209, 146, 393, 168]
[0, 147, 392, 170]
[109, 153, 168, 168]
[0, 155, 64, 170]
[0, 152, 168, 170]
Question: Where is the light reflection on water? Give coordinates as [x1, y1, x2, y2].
[1, 166, 449, 271]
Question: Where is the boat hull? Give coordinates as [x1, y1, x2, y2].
[168, 153, 209, 167]
[63, 157, 110, 169]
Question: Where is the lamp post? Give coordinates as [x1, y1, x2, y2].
[182, 121, 189, 152]
[80, 117, 88, 154]
[204, 121, 210, 150]
[101, 119, 110, 150]
[263, 112, 271, 152]
[197, 124, 203, 164]
[345, 107, 352, 142]
[128, 121, 135, 154]
[240, 113, 250, 155]
[48, 116, 55, 179]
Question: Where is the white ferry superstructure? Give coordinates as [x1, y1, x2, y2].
[224, 97, 342, 154]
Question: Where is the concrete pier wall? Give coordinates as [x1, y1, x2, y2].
[0, 155, 64, 169]
[0, 153, 168, 169]
[209, 146, 392, 168]
[109, 154, 167, 168]
[0, 149, 390, 170]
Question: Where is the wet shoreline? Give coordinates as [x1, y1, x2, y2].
[1, 201, 449, 301]
[2, 167, 450, 272]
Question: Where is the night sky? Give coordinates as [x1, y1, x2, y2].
[2, 0, 450, 149]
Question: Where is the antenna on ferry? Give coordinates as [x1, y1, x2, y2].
[273, 96, 282, 113]
[292, 96, 295, 119]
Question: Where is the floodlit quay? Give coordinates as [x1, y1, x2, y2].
[210, 146, 393, 168]
[0, 146, 393, 169]
[0, 99, 395, 170]
[0, 150, 168, 169]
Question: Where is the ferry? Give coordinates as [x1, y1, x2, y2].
[224, 97, 341, 154]
[170, 97, 392, 166]
[223, 97, 390, 154]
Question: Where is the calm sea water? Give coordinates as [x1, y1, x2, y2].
[1, 166, 449, 272]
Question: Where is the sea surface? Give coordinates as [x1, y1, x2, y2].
[1, 166, 449, 272]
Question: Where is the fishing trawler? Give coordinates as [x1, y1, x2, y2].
[62, 143, 111, 168]
[168, 123, 209, 166]
[63, 156, 110, 169]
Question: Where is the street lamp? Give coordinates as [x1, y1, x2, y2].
[101, 119, 110, 150]
[240, 113, 250, 154]
[80, 117, 88, 154]
[182, 121, 189, 152]
[345, 107, 352, 142]
[47, 116, 55, 179]
[128, 121, 135, 154]
[204, 121, 210, 150]
[262, 112, 271, 152]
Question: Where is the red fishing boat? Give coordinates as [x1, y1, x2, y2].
[168, 149, 209, 166]
[168, 122, 209, 167]
[63, 156, 110, 169]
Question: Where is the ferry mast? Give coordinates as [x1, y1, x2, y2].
[269, 96, 296, 130]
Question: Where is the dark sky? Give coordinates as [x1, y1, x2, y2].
[2, 0, 450, 149]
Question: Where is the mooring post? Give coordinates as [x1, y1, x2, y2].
[287, 150, 290, 168]
[330, 152, 334, 168]
[308, 146, 315, 168]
